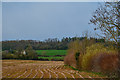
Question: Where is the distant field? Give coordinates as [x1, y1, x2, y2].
[36, 50, 67, 61]
[38, 56, 64, 61]
[36, 50, 67, 56]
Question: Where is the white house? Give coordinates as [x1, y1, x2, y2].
[21, 50, 26, 55]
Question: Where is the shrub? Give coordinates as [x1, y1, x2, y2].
[25, 45, 38, 60]
[75, 52, 80, 68]
[64, 53, 77, 68]
[92, 53, 118, 77]
[67, 40, 81, 55]
[78, 53, 84, 70]
[65, 39, 95, 69]
[81, 43, 117, 71]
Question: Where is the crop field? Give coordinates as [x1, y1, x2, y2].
[2, 60, 106, 79]
[36, 50, 67, 56]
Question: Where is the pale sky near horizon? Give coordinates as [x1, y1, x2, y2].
[2, 2, 102, 41]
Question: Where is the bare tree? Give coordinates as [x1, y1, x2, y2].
[117, 1, 120, 78]
[89, 1, 119, 43]
[90, 1, 120, 77]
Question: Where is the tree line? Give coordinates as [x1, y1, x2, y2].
[2, 37, 105, 51]
[2, 37, 106, 60]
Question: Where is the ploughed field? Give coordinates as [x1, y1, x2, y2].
[2, 60, 106, 79]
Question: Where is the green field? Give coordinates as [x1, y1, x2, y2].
[36, 50, 67, 56]
[38, 56, 64, 61]
[36, 50, 67, 61]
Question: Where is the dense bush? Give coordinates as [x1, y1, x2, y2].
[67, 38, 95, 55]
[25, 45, 38, 60]
[65, 38, 95, 68]
[64, 53, 77, 68]
[64, 39, 118, 77]
[81, 43, 117, 71]
[91, 53, 118, 77]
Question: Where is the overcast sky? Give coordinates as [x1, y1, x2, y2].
[2, 2, 101, 41]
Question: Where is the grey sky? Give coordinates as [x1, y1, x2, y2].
[3, 2, 101, 41]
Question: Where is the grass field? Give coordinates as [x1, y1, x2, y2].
[38, 57, 64, 61]
[36, 50, 67, 56]
[36, 50, 67, 61]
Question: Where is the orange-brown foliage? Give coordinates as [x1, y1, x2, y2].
[92, 53, 118, 74]
[64, 53, 77, 68]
